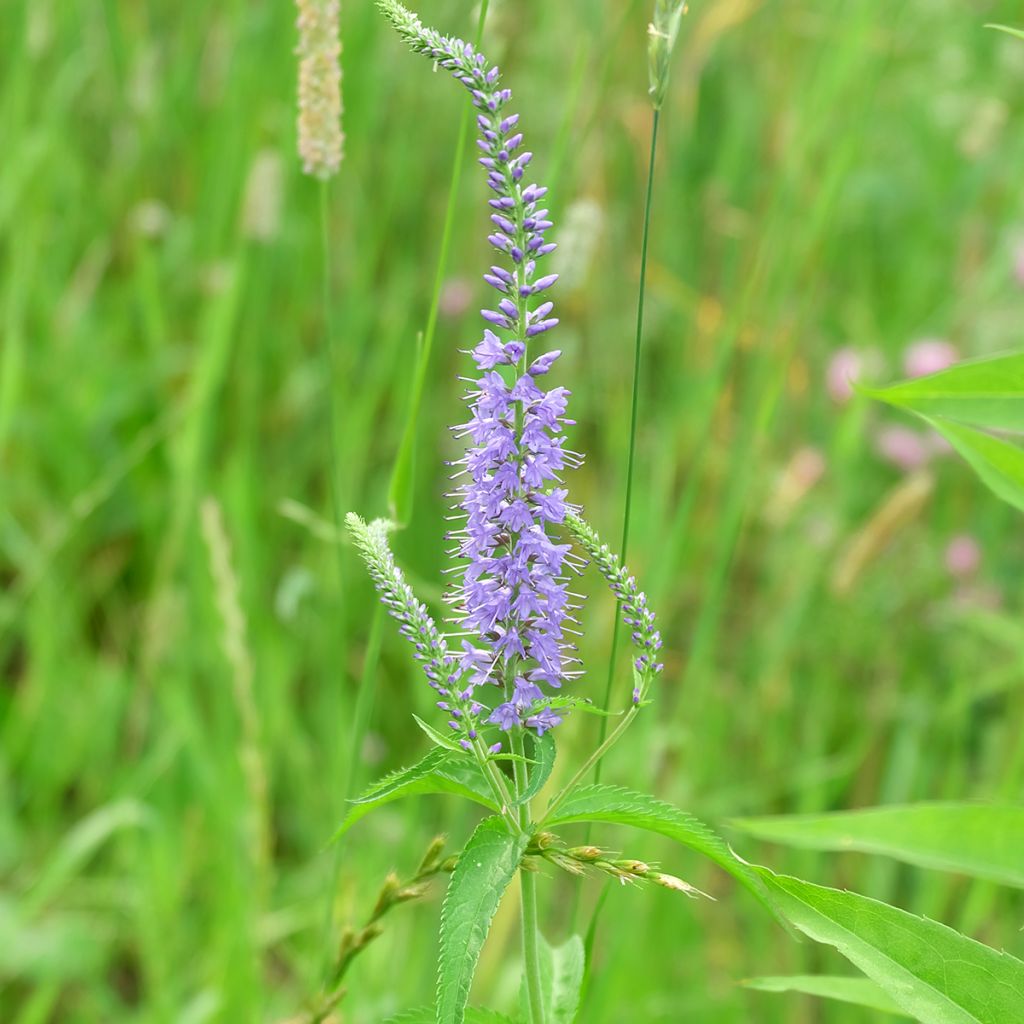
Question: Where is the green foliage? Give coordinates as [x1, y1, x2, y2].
[521, 933, 585, 1024]
[413, 714, 469, 753]
[742, 975, 909, 1016]
[5, 0, 1024, 1018]
[864, 352, 1024, 512]
[863, 352, 1024, 432]
[924, 417, 1024, 513]
[987, 24, 1024, 41]
[333, 751, 497, 840]
[515, 733, 556, 806]
[757, 869, 1024, 1024]
[542, 785, 769, 906]
[734, 803, 1024, 887]
[437, 818, 529, 1024]
[386, 1009, 520, 1024]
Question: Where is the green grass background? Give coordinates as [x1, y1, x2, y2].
[3, 0, 1024, 1020]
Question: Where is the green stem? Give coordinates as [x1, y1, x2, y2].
[512, 728, 545, 1024]
[593, 109, 661, 774]
[387, 0, 491, 521]
[542, 707, 638, 825]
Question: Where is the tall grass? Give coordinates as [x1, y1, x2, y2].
[1, 0, 1023, 1020]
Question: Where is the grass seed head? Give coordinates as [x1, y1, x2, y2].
[296, 0, 344, 178]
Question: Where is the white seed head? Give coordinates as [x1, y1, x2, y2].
[296, 0, 344, 179]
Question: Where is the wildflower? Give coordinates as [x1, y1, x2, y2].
[296, 0, 344, 179]
[903, 338, 958, 379]
[376, 1, 584, 736]
[945, 534, 981, 579]
[874, 424, 932, 472]
[825, 347, 864, 404]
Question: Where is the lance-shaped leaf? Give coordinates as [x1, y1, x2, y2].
[541, 934, 585, 1024]
[758, 869, 1024, 1024]
[437, 817, 529, 1024]
[520, 933, 584, 1024]
[743, 975, 909, 1016]
[385, 1009, 520, 1024]
[733, 802, 1024, 888]
[862, 351, 1024, 433]
[542, 785, 771, 909]
[515, 732, 555, 806]
[923, 417, 1024, 514]
[332, 749, 497, 841]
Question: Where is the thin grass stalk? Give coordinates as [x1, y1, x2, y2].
[386, 0, 491, 524]
[594, 109, 661, 772]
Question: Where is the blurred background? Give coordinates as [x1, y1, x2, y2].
[3, 0, 1024, 1020]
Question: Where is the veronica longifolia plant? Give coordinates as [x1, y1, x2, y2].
[341, 5, 767, 1023]
[341, 6, 1024, 1024]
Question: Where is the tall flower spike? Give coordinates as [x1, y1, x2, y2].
[378, 0, 581, 738]
[564, 513, 663, 705]
[345, 514, 483, 748]
[296, 0, 344, 179]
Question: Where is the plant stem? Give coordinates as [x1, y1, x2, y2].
[512, 728, 545, 1024]
[472, 738, 519, 833]
[542, 707, 638, 825]
[593, 109, 661, 773]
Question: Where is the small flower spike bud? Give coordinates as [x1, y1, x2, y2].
[296, 0, 344, 179]
[648, 0, 687, 111]
[345, 514, 482, 742]
[651, 872, 714, 900]
[416, 836, 448, 875]
[563, 512, 664, 703]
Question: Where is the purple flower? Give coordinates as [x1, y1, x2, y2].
[386, 24, 579, 737]
[825, 347, 863, 404]
[903, 338, 958, 379]
[945, 534, 981, 579]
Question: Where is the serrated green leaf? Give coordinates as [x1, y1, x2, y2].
[385, 1008, 521, 1024]
[758, 868, 1024, 1024]
[438, 817, 529, 1024]
[530, 934, 584, 1024]
[542, 785, 770, 910]
[331, 751, 497, 842]
[862, 351, 1024, 433]
[733, 803, 1024, 888]
[743, 975, 909, 1016]
[925, 417, 1024, 513]
[987, 24, 1024, 41]
[414, 714, 465, 752]
[356, 748, 457, 802]
[516, 733, 555, 806]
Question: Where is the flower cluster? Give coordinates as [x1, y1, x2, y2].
[346, 514, 489, 750]
[565, 513, 663, 703]
[378, 1, 582, 737]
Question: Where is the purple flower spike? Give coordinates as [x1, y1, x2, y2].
[370, 8, 583, 736]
